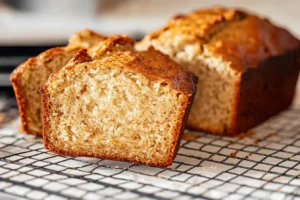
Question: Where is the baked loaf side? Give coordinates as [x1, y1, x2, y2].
[137, 7, 300, 135]
[234, 48, 300, 133]
[10, 29, 106, 136]
[42, 36, 197, 166]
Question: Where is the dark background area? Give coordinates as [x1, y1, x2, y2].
[0, 0, 299, 95]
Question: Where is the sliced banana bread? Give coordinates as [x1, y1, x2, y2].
[41, 36, 197, 166]
[10, 29, 106, 136]
[137, 7, 300, 135]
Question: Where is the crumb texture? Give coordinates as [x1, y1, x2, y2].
[181, 56, 237, 134]
[43, 38, 197, 166]
[12, 48, 77, 134]
[10, 29, 106, 135]
[46, 62, 185, 165]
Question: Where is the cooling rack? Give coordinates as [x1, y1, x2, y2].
[0, 94, 299, 200]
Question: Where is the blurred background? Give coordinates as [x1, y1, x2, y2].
[0, 0, 300, 89]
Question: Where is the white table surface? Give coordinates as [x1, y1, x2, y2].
[0, 94, 300, 200]
[0, 0, 299, 45]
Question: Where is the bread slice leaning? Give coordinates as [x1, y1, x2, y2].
[41, 36, 197, 167]
[10, 29, 106, 136]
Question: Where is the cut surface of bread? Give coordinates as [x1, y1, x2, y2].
[137, 7, 300, 135]
[42, 36, 197, 166]
[10, 29, 106, 136]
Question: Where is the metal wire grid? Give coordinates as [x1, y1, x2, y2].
[0, 96, 300, 200]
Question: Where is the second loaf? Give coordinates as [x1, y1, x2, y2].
[137, 7, 300, 135]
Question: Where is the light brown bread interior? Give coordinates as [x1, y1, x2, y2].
[42, 37, 197, 166]
[11, 48, 78, 135]
[174, 55, 238, 134]
[10, 29, 106, 136]
[137, 19, 240, 134]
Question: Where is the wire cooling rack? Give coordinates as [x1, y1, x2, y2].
[0, 94, 300, 200]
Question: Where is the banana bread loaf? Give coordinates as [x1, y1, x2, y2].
[137, 7, 300, 135]
[41, 36, 197, 166]
[10, 29, 106, 136]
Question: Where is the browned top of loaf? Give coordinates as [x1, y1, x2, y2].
[11, 29, 107, 80]
[68, 29, 107, 48]
[61, 35, 197, 94]
[128, 48, 197, 94]
[90, 35, 135, 58]
[10, 47, 73, 81]
[143, 7, 300, 72]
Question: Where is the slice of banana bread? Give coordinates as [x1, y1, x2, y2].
[137, 7, 300, 135]
[10, 29, 106, 136]
[41, 36, 197, 167]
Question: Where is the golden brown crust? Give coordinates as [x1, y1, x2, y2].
[91, 35, 135, 58]
[147, 7, 247, 42]
[231, 47, 300, 134]
[188, 48, 300, 136]
[172, 90, 197, 157]
[10, 47, 71, 136]
[68, 29, 107, 49]
[206, 16, 300, 72]
[65, 49, 92, 67]
[10, 61, 31, 135]
[141, 7, 300, 73]
[10, 29, 106, 136]
[41, 82, 51, 145]
[128, 48, 197, 94]
[75, 36, 197, 94]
